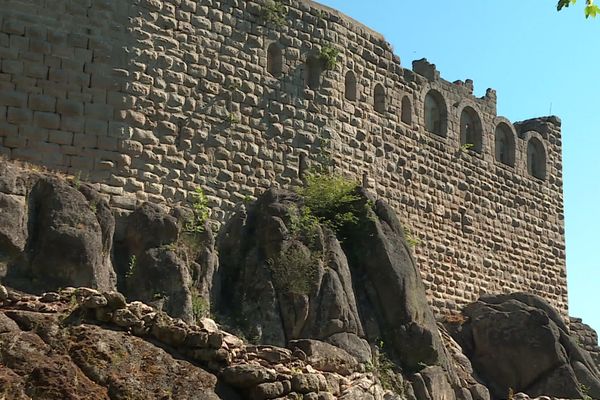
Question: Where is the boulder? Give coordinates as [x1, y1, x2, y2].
[456, 292, 600, 399]
[215, 189, 367, 357]
[339, 191, 449, 373]
[126, 247, 193, 322]
[4, 176, 116, 293]
[288, 339, 359, 375]
[118, 202, 216, 322]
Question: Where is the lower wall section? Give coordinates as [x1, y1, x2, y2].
[570, 317, 600, 369]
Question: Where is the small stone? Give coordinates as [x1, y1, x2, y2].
[102, 291, 127, 310]
[80, 294, 108, 309]
[0, 285, 8, 301]
[222, 364, 277, 388]
[112, 308, 140, 328]
[40, 292, 61, 303]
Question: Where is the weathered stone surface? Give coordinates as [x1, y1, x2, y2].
[289, 339, 358, 375]
[4, 176, 116, 293]
[216, 188, 367, 358]
[222, 364, 277, 388]
[456, 292, 600, 399]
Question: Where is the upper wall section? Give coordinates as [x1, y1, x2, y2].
[0, 0, 567, 316]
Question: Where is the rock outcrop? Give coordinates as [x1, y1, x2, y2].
[453, 293, 600, 399]
[0, 284, 409, 400]
[0, 162, 116, 293]
[115, 202, 218, 323]
[215, 187, 477, 398]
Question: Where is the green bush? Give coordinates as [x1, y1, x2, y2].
[185, 187, 209, 233]
[319, 45, 339, 70]
[261, 0, 286, 27]
[296, 172, 361, 233]
[268, 243, 318, 295]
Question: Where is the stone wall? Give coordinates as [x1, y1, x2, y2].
[0, 0, 567, 316]
[570, 317, 600, 368]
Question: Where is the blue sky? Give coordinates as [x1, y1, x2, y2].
[316, 0, 600, 332]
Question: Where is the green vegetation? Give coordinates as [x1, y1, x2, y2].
[191, 288, 209, 321]
[126, 255, 137, 278]
[402, 225, 421, 248]
[319, 45, 339, 70]
[369, 340, 406, 394]
[226, 112, 240, 125]
[296, 172, 361, 234]
[459, 143, 475, 153]
[185, 187, 209, 233]
[268, 243, 319, 295]
[558, 0, 600, 18]
[261, 0, 286, 26]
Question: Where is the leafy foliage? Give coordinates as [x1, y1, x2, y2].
[191, 289, 209, 321]
[185, 187, 209, 233]
[557, 0, 600, 18]
[319, 45, 340, 70]
[268, 243, 319, 295]
[261, 0, 286, 27]
[296, 172, 361, 233]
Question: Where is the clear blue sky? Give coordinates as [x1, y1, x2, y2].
[316, 0, 600, 333]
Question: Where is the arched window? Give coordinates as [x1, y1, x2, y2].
[267, 43, 282, 77]
[527, 137, 546, 179]
[401, 96, 412, 124]
[459, 106, 483, 153]
[374, 84, 385, 113]
[424, 90, 447, 136]
[494, 123, 515, 166]
[345, 71, 357, 101]
[305, 56, 322, 90]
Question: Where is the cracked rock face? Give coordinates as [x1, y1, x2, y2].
[454, 293, 600, 399]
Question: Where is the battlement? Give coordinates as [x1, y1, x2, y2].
[0, 0, 567, 316]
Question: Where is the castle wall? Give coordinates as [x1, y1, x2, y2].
[0, 0, 567, 316]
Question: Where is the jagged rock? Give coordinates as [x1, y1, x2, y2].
[222, 364, 278, 388]
[0, 193, 27, 258]
[127, 247, 194, 321]
[411, 366, 456, 400]
[456, 292, 600, 399]
[289, 339, 359, 375]
[216, 189, 367, 358]
[1, 176, 116, 293]
[118, 203, 217, 323]
[216, 188, 452, 373]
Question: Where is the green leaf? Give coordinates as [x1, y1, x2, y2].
[558, 0, 578, 11]
[585, 3, 600, 17]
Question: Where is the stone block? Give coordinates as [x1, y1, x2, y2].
[61, 116, 84, 133]
[24, 61, 49, 79]
[29, 94, 56, 112]
[0, 122, 17, 137]
[3, 135, 26, 149]
[48, 130, 73, 145]
[85, 119, 108, 136]
[2, 18, 25, 35]
[2, 59, 23, 74]
[57, 99, 84, 116]
[33, 111, 60, 129]
[20, 125, 48, 142]
[7, 107, 32, 124]
[9, 34, 28, 51]
[0, 90, 27, 107]
[98, 136, 118, 151]
[85, 102, 113, 119]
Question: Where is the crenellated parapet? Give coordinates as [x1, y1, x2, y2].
[0, 0, 567, 316]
